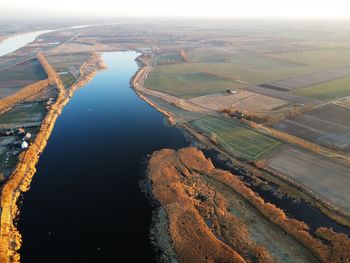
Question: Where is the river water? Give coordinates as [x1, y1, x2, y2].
[17, 52, 188, 262]
[0, 30, 53, 57]
[0, 25, 92, 57]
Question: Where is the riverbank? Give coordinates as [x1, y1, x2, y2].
[145, 147, 350, 263]
[0, 52, 105, 262]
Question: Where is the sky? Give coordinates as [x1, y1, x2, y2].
[1, 0, 350, 19]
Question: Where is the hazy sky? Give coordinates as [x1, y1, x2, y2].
[1, 0, 350, 18]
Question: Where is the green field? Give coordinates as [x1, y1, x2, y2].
[191, 116, 283, 160]
[270, 48, 350, 69]
[291, 76, 350, 101]
[59, 72, 77, 88]
[0, 102, 46, 129]
[47, 52, 91, 70]
[145, 63, 242, 98]
[47, 52, 91, 88]
[0, 58, 47, 82]
[0, 58, 48, 98]
[156, 53, 184, 65]
[146, 49, 325, 99]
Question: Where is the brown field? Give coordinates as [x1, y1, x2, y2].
[0, 59, 47, 98]
[267, 146, 350, 211]
[265, 66, 350, 91]
[273, 104, 350, 152]
[247, 85, 322, 105]
[189, 90, 288, 112]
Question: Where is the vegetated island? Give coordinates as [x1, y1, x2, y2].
[0, 52, 105, 263]
[145, 147, 350, 263]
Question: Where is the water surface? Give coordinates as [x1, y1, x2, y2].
[18, 52, 188, 262]
[0, 30, 52, 57]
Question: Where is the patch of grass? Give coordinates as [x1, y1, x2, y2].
[0, 102, 46, 129]
[0, 58, 47, 98]
[60, 72, 77, 88]
[46, 52, 91, 71]
[0, 59, 47, 82]
[157, 53, 184, 65]
[291, 76, 350, 101]
[270, 48, 350, 69]
[145, 64, 241, 98]
[191, 116, 283, 160]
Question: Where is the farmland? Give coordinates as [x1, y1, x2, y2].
[0, 58, 47, 98]
[266, 66, 350, 91]
[291, 76, 350, 101]
[156, 53, 184, 65]
[191, 116, 283, 160]
[0, 102, 46, 129]
[273, 104, 350, 152]
[145, 64, 241, 98]
[267, 146, 350, 211]
[47, 52, 91, 88]
[184, 49, 320, 84]
[269, 48, 350, 69]
[189, 90, 289, 112]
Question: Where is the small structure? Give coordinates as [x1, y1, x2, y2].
[18, 127, 25, 135]
[21, 141, 29, 150]
[232, 111, 245, 119]
[227, 89, 237, 94]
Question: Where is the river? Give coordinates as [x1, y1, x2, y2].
[0, 30, 53, 57]
[0, 25, 92, 57]
[17, 51, 188, 262]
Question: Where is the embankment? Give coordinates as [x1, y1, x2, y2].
[0, 52, 105, 263]
[36, 51, 58, 85]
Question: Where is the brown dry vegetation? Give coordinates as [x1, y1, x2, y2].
[148, 147, 350, 263]
[36, 51, 59, 84]
[179, 49, 189, 62]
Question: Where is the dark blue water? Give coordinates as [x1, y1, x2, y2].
[17, 52, 188, 263]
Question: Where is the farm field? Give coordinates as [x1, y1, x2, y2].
[156, 53, 184, 65]
[0, 58, 47, 98]
[266, 66, 350, 91]
[267, 146, 350, 211]
[47, 52, 91, 88]
[0, 102, 46, 129]
[190, 90, 289, 112]
[191, 116, 283, 160]
[185, 49, 323, 83]
[146, 47, 350, 100]
[291, 76, 350, 101]
[269, 48, 350, 69]
[273, 104, 350, 152]
[145, 64, 241, 98]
